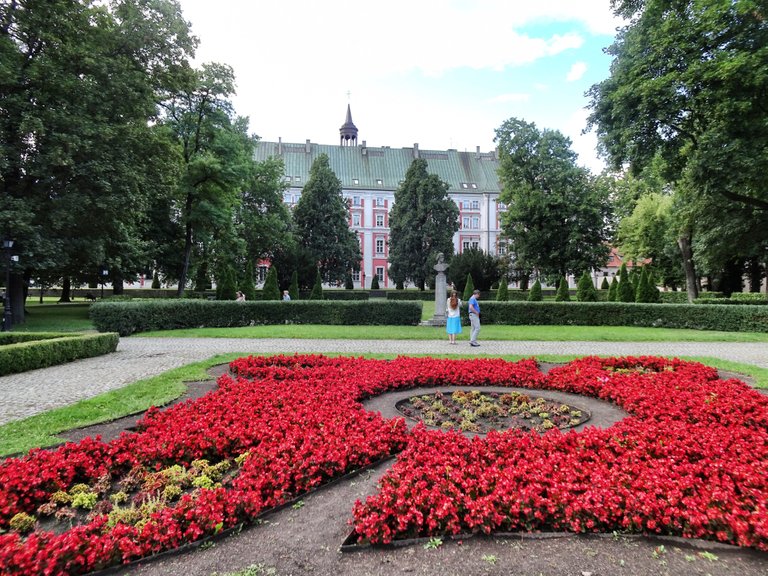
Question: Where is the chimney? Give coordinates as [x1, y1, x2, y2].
[305, 139, 311, 153]
[476, 145, 480, 159]
[361, 140, 367, 156]
[278, 137, 283, 155]
[413, 143, 419, 159]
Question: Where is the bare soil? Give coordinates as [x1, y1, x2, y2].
[58, 365, 767, 576]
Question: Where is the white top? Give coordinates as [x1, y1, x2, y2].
[446, 298, 462, 318]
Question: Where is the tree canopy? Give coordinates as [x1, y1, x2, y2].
[388, 159, 459, 289]
[292, 154, 361, 284]
[495, 117, 612, 283]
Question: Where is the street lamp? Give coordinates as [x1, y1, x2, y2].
[2, 238, 13, 332]
[100, 266, 109, 299]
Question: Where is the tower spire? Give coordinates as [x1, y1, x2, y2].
[339, 103, 358, 146]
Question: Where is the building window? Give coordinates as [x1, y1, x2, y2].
[352, 196, 360, 206]
[352, 213, 361, 227]
[257, 266, 268, 284]
[375, 238, 384, 255]
[376, 267, 384, 282]
[497, 201, 507, 211]
[462, 216, 470, 229]
[461, 183, 469, 189]
[498, 243, 507, 256]
[471, 200, 479, 210]
[293, 176, 301, 182]
[471, 216, 480, 229]
[376, 213, 384, 227]
[462, 240, 470, 251]
[470, 183, 478, 189]
[376, 196, 384, 206]
[352, 270, 360, 282]
[376, 179, 383, 186]
[462, 200, 470, 210]
[352, 178, 359, 185]
[283, 176, 292, 183]
[471, 239, 479, 249]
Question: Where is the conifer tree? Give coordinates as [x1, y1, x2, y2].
[555, 277, 570, 301]
[309, 270, 324, 300]
[289, 270, 300, 300]
[242, 260, 257, 301]
[527, 279, 543, 301]
[576, 271, 598, 302]
[370, 274, 380, 290]
[463, 273, 475, 301]
[496, 277, 509, 301]
[600, 277, 610, 290]
[217, 266, 237, 301]
[607, 277, 618, 301]
[618, 263, 635, 302]
[262, 266, 280, 300]
[344, 273, 354, 290]
[151, 271, 161, 289]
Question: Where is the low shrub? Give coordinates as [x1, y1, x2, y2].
[476, 301, 768, 332]
[0, 333, 119, 375]
[90, 300, 422, 336]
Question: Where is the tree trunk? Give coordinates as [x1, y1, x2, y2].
[677, 232, 698, 302]
[112, 269, 124, 295]
[178, 194, 194, 298]
[747, 257, 762, 293]
[59, 276, 72, 303]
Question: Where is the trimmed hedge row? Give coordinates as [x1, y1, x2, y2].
[473, 301, 768, 333]
[90, 300, 423, 336]
[0, 332, 119, 376]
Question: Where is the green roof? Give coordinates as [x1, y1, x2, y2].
[254, 141, 501, 194]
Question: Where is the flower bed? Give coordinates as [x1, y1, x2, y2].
[0, 355, 766, 574]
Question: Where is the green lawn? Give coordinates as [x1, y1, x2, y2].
[138, 323, 768, 342]
[15, 303, 94, 332]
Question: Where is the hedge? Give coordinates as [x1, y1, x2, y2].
[0, 332, 119, 376]
[90, 300, 423, 336]
[472, 301, 768, 333]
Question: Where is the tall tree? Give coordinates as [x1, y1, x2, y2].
[448, 248, 500, 293]
[158, 63, 256, 296]
[388, 159, 459, 289]
[587, 0, 768, 297]
[495, 118, 612, 283]
[0, 0, 196, 318]
[292, 154, 361, 284]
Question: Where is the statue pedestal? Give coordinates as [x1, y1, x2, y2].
[430, 256, 448, 326]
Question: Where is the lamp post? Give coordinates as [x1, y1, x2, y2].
[100, 266, 109, 299]
[2, 238, 13, 332]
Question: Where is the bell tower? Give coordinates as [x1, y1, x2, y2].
[339, 103, 358, 146]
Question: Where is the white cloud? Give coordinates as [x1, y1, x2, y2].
[488, 93, 531, 104]
[566, 62, 588, 82]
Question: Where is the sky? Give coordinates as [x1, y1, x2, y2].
[175, 0, 625, 174]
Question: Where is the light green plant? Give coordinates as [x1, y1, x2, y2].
[9, 512, 36, 533]
[423, 537, 443, 549]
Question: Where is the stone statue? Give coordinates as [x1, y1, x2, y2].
[432, 253, 449, 325]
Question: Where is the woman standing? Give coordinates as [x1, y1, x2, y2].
[445, 290, 462, 344]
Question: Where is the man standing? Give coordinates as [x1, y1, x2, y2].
[468, 289, 481, 347]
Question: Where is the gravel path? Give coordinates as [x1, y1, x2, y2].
[0, 337, 766, 426]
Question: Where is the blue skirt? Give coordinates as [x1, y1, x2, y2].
[446, 316, 462, 334]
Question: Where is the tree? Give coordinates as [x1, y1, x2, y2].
[0, 0, 196, 320]
[309, 270, 324, 300]
[555, 278, 570, 302]
[388, 159, 460, 289]
[262, 266, 280, 300]
[289, 270, 300, 301]
[370, 274, 380, 290]
[158, 64, 256, 297]
[448, 248, 501, 293]
[463, 274, 476, 301]
[293, 154, 361, 284]
[344, 273, 354, 290]
[496, 277, 509, 301]
[587, 0, 768, 300]
[495, 118, 612, 283]
[636, 266, 661, 303]
[151, 272, 161, 290]
[618, 263, 635, 303]
[528, 279, 543, 302]
[607, 277, 619, 301]
[576, 272, 598, 302]
[242, 260, 257, 301]
[600, 277, 610, 290]
[217, 266, 237, 301]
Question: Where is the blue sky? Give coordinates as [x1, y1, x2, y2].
[176, 1, 624, 173]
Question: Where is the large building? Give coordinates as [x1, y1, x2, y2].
[252, 106, 506, 289]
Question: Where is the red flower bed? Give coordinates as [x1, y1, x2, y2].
[0, 355, 766, 575]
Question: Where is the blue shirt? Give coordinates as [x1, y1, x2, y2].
[468, 295, 480, 315]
